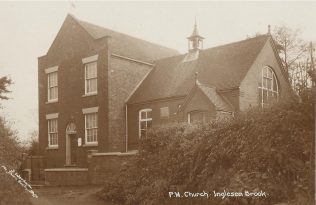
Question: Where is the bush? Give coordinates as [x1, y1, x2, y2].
[0, 116, 32, 205]
[99, 102, 315, 205]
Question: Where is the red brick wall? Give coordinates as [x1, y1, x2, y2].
[218, 89, 240, 112]
[38, 16, 110, 168]
[181, 88, 216, 121]
[45, 15, 95, 64]
[127, 98, 185, 150]
[108, 57, 153, 152]
[44, 153, 136, 186]
[239, 40, 295, 111]
[127, 89, 226, 150]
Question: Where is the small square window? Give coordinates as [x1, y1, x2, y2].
[160, 107, 169, 118]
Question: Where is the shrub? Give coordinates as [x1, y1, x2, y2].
[0, 116, 32, 205]
[99, 102, 315, 205]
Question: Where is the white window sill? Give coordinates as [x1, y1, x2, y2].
[46, 100, 58, 104]
[46, 146, 58, 150]
[82, 143, 98, 147]
[82, 93, 97, 97]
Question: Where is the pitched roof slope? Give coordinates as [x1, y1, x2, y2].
[128, 35, 269, 104]
[198, 84, 233, 111]
[73, 16, 179, 61]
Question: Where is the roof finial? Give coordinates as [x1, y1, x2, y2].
[268, 24, 271, 34]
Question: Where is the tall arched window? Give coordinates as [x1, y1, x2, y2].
[139, 108, 152, 139]
[258, 66, 279, 107]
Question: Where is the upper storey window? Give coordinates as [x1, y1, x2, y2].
[258, 66, 279, 107]
[45, 66, 58, 102]
[82, 55, 98, 96]
[85, 62, 97, 95]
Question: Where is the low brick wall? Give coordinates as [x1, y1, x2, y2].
[44, 168, 89, 186]
[88, 151, 137, 185]
[42, 151, 137, 186]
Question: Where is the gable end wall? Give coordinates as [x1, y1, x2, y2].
[239, 40, 294, 111]
[38, 19, 110, 167]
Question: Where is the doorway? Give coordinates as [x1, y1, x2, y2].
[65, 122, 77, 166]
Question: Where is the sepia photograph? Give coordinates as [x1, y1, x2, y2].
[0, 1, 315, 205]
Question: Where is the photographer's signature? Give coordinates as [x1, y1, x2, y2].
[1, 165, 38, 198]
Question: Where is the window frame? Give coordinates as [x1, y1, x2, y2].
[48, 118, 58, 148]
[160, 107, 170, 118]
[187, 110, 207, 124]
[47, 71, 58, 102]
[258, 66, 279, 107]
[84, 112, 98, 145]
[84, 61, 98, 95]
[138, 108, 152, 139]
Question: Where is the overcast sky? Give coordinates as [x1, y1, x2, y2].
[0, 1, 315, 142]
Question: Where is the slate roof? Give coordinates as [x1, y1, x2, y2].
[72, 15, 179, 62]
[128, 34, 270, 104]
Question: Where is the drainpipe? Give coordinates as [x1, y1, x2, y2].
[125, 104, 128, 153]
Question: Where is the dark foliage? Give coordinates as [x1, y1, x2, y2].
[0, 76, 12, 100]
[0, 116, 32, 205]
[99, 101, 314, 205]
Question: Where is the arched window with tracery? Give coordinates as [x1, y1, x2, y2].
[258, 66, 279, 107]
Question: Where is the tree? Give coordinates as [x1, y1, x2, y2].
[0, 76, 31, 204]
[272, 25, 307, 77]
[0, 76, 12, 100]
[24, 130, 39, 156]
[272, 25, 316, 98]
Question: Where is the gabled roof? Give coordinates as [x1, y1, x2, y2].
[180, 83, 234, 112]
[128, 34, 270, 104]
[198, 84, 233, 111]
[71, 15, 179, 61]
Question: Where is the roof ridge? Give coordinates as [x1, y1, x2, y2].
[154, 34, 269, 63]
[154, 53, 187, 63]
[71, 14, 179, 54]
[201, 34, 269, 53]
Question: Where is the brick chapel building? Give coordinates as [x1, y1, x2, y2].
[38, 14, 294, 168]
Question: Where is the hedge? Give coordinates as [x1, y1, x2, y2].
[99, 101, 315, 205]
